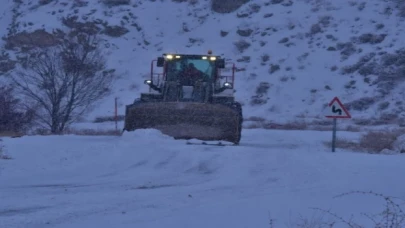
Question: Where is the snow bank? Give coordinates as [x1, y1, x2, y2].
[1, 129, 405, 228]
[121, 129, 174, 142]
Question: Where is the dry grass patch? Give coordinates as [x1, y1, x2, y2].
[64, 128, 122, 136]
[244, 121, 308, 130]
[0, 131, 24, 138]
[324, 130, 405, 153]
[265, 121, 308, 130]
[358, 131, 400, 153]
[243, 116, 362, 132]
[345, 125, 362, 132]
[291, 191, 405, 228]
[323, 138, 360, 151]
[244, 116, 308, 130]
[309, 125, 361, 132]
[245, 116, 266, 122]
[32, 128, 122, 136]
[244, 122, 264, 129]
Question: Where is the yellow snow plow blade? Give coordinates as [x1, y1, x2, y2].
[124, 102, 242, 144]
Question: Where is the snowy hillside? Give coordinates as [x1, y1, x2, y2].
[1, 129, 405, 227]
[1, 0, 405, 126]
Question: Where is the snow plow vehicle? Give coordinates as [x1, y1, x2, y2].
[123, 51, 243, 144]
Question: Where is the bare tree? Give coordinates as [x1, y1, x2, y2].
[9, 33, 115, 133]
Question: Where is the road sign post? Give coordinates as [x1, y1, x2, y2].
[324, 97, 351, 152]
[332, 118, 337, 152]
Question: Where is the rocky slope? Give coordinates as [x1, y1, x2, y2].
[1, 0, 405, 127]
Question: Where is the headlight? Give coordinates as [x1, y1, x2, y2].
[224, 82, 232, 88]
[210, 56, 216, 61]
[144, 80, 152, 85]
[166, 55, 173, 59]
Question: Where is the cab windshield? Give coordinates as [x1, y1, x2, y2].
[166, 58, 215, 81]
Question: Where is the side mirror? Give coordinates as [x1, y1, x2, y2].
[157, 57, 164, 67]
[215, 59, 225, 69]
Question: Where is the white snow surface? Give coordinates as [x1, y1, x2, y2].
[1, 129, 405, 228]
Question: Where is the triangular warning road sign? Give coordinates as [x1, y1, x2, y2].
[325, 97, 351, 118]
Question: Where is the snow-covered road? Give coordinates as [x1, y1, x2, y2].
[1, 129, 404, 228]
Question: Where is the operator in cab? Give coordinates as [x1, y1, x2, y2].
[179, 63, 204, 85]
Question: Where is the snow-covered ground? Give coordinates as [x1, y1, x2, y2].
[1, 129, 405, 228]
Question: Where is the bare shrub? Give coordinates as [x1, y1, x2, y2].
[341, 52, 376, 75]
[39, 0, 52, 5]
[288, 212, 336, 227]
[250, 82, 271, 105]
[309, 23, 322, 35]
[336, 42, 357, 60]
[345, 97, 377, 111]
[309, 191, 405, 228]
[358, 131, 400, 153]
[211, 0, 249, 13]
[103, 25, 129, 37]
[356, 33, 387, 44]
[0, 85, 35, 134]
[279, 75, 289, 82]
[102, 0, 130, 6]
[237, 28, 253, 37]
[234, 40, 251, 53]
[220, 30, 229, 37]
[4, 29, 61, 51]
[10, 32, 115, 134]
[61, 16, 101, 35]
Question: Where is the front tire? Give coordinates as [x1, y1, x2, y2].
[230, 102, 243, 145]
